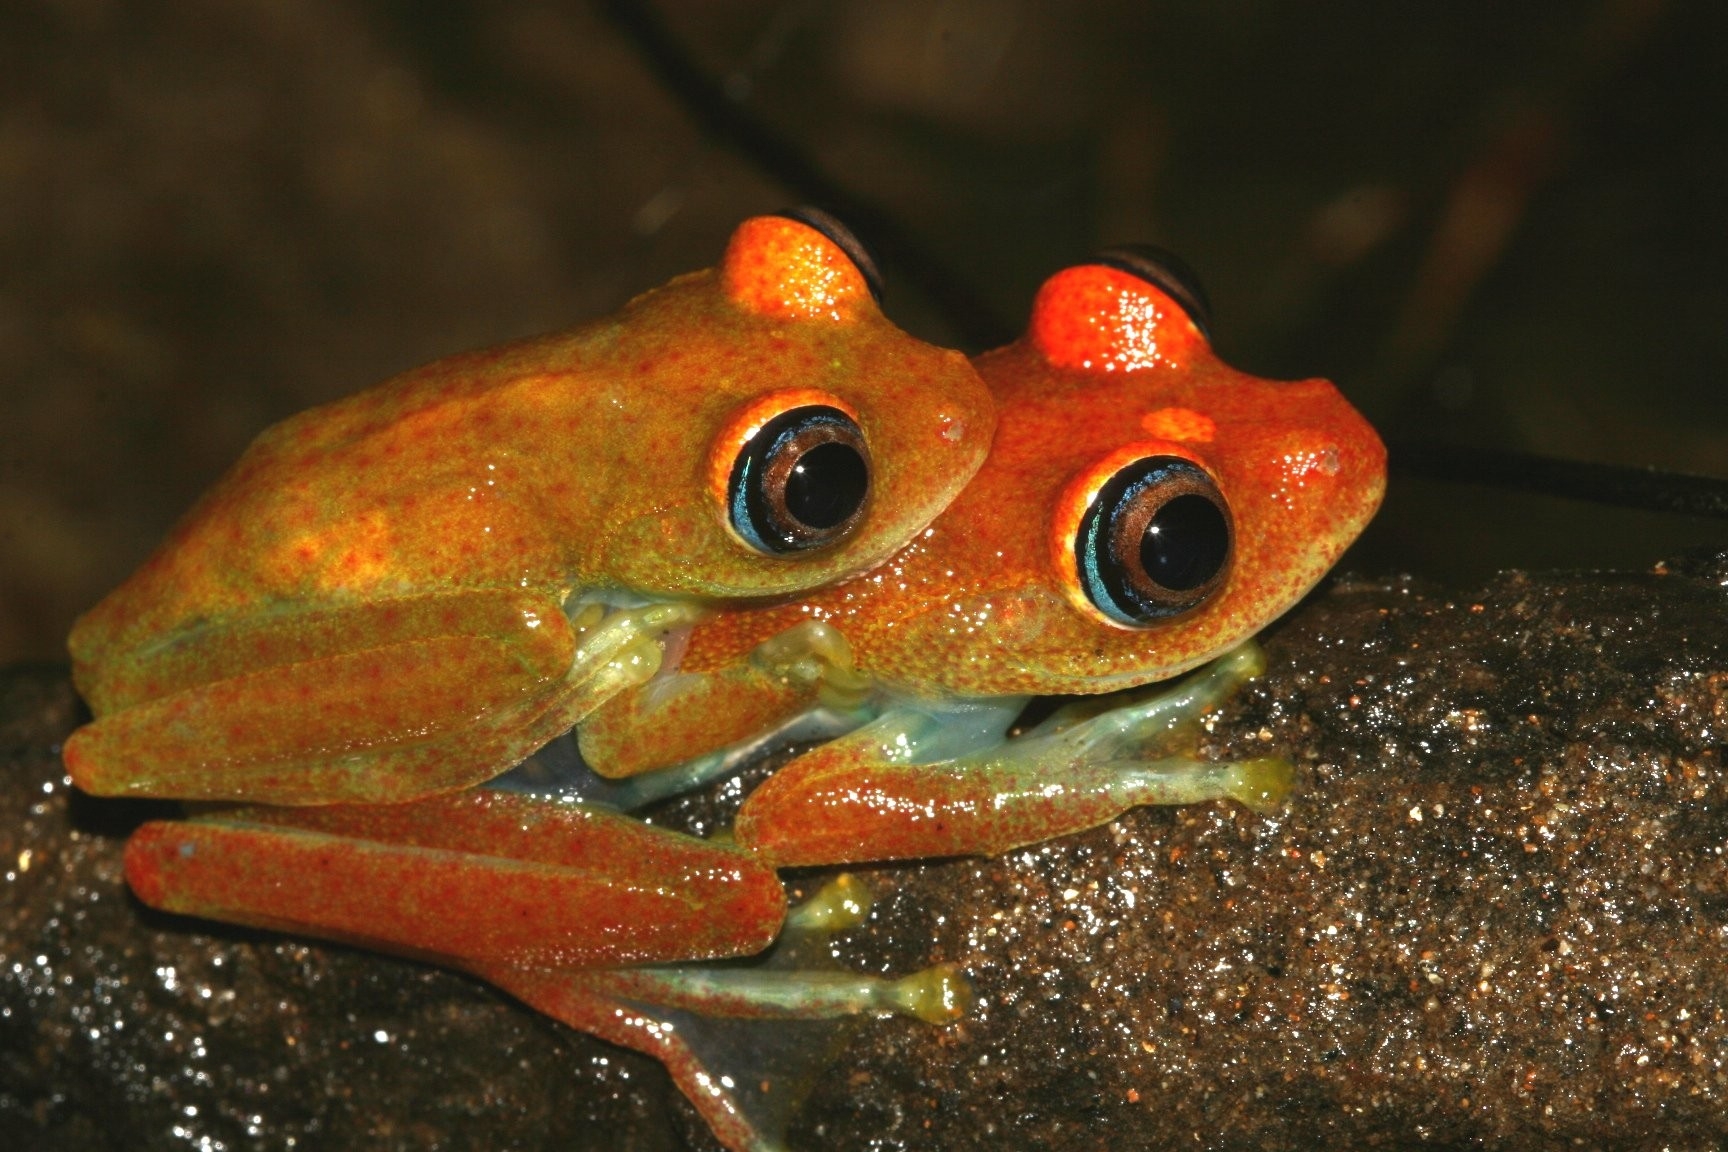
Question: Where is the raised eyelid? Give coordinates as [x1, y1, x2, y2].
[719, 214, 872, 321]
[1027, 264, 1204, 373]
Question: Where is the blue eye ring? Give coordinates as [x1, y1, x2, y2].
[727, 405, 871, 554]
[1076, 456, 1232, 626]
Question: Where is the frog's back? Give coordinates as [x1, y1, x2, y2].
[67, 318, 627, 696]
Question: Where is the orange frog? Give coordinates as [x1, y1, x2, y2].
[64, 210, 993, 807]
[116, 250, 1384, 1152]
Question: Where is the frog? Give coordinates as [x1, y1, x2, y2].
[113, 249, 1385, 1152]
[62, 209, 995, 808]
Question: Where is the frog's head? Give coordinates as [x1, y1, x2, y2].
[867, 253, 1386, 696]
[593, 211, 994, 601]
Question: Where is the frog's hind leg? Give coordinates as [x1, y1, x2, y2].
[123, 790, 786, 970]
[128, 792, 954, 1152]
[473, 971, 780, 1152]
[475, 874, 968, 1152]
[735, 641, 1294, 867]
[66, 592, 701, 806]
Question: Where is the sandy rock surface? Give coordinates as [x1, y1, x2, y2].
[4, 553, 1727, 1149]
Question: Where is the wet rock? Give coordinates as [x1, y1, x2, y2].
[788, 553, 1728, 1148]
[5, 552, 1728, 1150]
[0, 668, 699, 1152]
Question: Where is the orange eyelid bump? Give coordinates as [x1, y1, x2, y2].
[1048, 440, 1212, 625]
[1029, 264, 1204, 373]
[720, 215, 870, 321]
[706, 389, 861, 535]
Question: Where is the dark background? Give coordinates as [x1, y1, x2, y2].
[3, 0, 1724, 664]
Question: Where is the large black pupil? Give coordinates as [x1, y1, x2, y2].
[1141, 494, 1228, 591]
[784, 440, 867, 529]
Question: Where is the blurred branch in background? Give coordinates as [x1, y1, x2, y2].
[1390, 440, 1728, 520]
[598, 0, 1012, 348]
[1377, 0, 1669, 389]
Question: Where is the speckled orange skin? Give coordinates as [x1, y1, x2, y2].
[584, 263, 1387, 773]
[63, 215, 992, 804]
[688, 356, 1380, 692]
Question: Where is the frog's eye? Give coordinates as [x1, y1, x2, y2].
[1070, 455, 1232, 626]
[1090, 244, 1213, 339]
[719, 395, 871, 554]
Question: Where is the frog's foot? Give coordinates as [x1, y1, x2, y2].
[472, 968, 786, 1152]
[1026, 640, 1268, 757]
[747, 620, 875, 713]
[1099, 753, 1295, 813]
[475, 874, 968, 1152]
[491, 966, 966, 1152]
[576, 619, 882, 797]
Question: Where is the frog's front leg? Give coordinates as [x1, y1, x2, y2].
[573, 619, 879, 808]
[67, 591, 703, 805]
[735, 642, 1294, 867]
